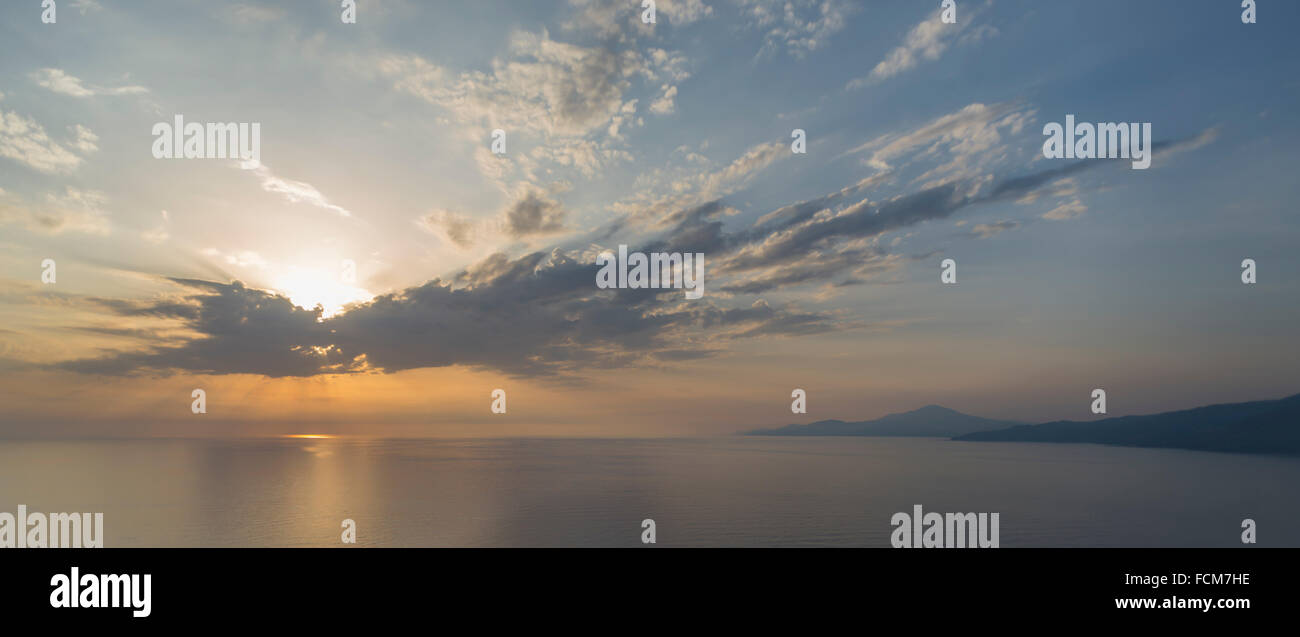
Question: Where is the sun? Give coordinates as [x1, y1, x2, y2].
[273, 267, 373, 319]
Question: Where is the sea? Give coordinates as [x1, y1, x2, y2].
[1, 436, 1296, 547]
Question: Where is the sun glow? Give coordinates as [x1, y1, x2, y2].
[273, 267, 373, 319]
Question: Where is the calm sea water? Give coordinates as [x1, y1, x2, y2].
[1, 436, 1296, 547]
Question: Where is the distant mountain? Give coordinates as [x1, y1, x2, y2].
[957, 393, 1300, 454]
[747, 405, 1023, 438]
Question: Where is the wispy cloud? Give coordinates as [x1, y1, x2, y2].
[30, 68, 148, 98]
[737, 0, 856, 59]
[0, 110, 97, 173]
[609, 139, 789, 231]
[70, 0, 102, 14]
[375, 25, 693, 191]
[964, 220, 1020, 238]
[417, 185, 571, 251]
[847, 5, 996, 88]
[242, 162, 353, 217]
[418, 210, 478, 249]
[53, 120, 1226, 381]
[227, 3, 285, 24]
[0, 187, 112, 235]
[841, 101, 1034, 185]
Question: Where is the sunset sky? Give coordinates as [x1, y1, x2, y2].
[1, 0, 1298, 437]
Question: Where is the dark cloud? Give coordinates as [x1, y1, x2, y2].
[695, 132, 1212, 287]
[504, 190, 566, 237]
[62, 279, 337, 377]
[57, 257, 836, 379]
[56, 132, 1210, 379]
[719, 248, 889, 294]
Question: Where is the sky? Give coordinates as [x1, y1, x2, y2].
[1, 0, 1297, 438]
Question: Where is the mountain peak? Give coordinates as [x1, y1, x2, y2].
[957, 392, 1300, 454]
[909, 404, 958, 414]
[747, 405, 1019, 437]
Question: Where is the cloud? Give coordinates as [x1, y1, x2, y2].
[527, 139, 634, 180]
[377, 29, 683, 186]
[646, 48, 692, 82]
[0, 110, 98, 173]
[847, 5, 996, 88]
[31, 68, 148, 97]
[610, 140, 789, 232]
[46, 150, 1155, 380]
[658, 0, 714, 24]
[68, 125, 99, 153]
[0, 187, 112, 235]
[1152, 126, 1220, 164]
[699, 141, 787, 196]
[227, 3, 285, 24]
[243, 162, 352, 217]
[841, 101, 1034, 183]
[564, 0, 712, 40]
[70, 0, 102, 14]
[504, 189, 567, 237]
[64, 280, 337, 377]
[965, 220, 1020, 238]
[693, 129, 1218, 289]
[141, 227, 170, 244]
[418, 187, 571, 249]
[141, 210, 170, 244]
[380, 32, 644, 140]
[754, 173, 892, 229]
[649, 85, 678, 115]
[419, 210, 477, 249]
[43, 66, 1219, 385]
[1041, 199, 1087, 220]
[562, 0, 633, 39]
[58, 260, 840, 379]
[721, 249, 903, 295]
[1022, 128, 1219, 222]
[201, 248, 268, 269]
[737, 0, 855, 58]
